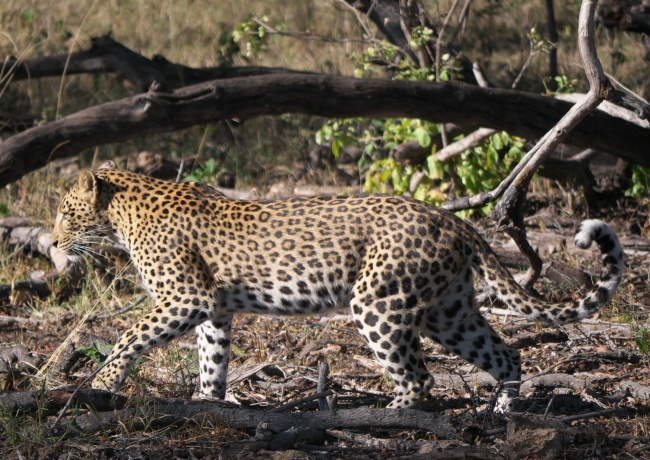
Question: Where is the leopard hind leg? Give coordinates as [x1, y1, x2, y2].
[420, 267, 521, 412]
[350, 293, 433, 409]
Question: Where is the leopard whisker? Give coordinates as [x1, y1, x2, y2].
[72, 244, 105, 266]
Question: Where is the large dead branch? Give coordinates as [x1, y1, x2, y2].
[49, 400, 456, 439]
[1, 74, 649, 189]
[6, 35, 309, 92]
[444, 2, 644, 215]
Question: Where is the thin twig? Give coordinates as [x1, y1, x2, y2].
[435, 0, 461, 83]
[511, 35, 541, 90]
[0, 314, 42, 325]
[251, 16, 370, 45]
[175, 160, 185, 183]
[447, 0, 472, 46]
[317, 361, 331, 411]
[88, 295, 147, 322]
[332, 1, 375, 40]
[0, 240, 30, 263]
[484, 408, 623, 436]
[435, 127, 496, 162]
[270, 389, 334, 413]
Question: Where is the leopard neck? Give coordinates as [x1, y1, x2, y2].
[95, 169, 162, 250]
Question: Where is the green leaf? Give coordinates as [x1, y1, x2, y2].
[507, 145, 523, 159]
[491, 134, 504, 151]
[332, 138, 341, 158]
[426, 155, 445, 180]
[486, 146, 498, 167]
[231, 343, 247, 358]
[413, 127, 431, 147]
[205, 158, 216, 174]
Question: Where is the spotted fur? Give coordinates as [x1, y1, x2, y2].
[51, 164, 623, 409]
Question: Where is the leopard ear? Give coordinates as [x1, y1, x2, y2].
[97, 160, 117, 170]
[78, 170, 98, 205]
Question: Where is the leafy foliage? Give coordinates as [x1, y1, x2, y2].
[216, 15, 271, 66]
[628, 166, 650, 198]
[76, 342, 112, 367]
[185, 158, 224, 183]
[633, 325, 650, 355]
[316, 112, 526, 215]
[232, 15, 270, 59]
[313, 27, 534, 215]
[543, 74, 579, 95]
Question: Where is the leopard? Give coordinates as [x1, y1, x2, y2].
[51, 163, 623, 410]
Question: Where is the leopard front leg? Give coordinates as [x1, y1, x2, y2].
[195, 314, 233, 399]
[92, 301, 210, 392]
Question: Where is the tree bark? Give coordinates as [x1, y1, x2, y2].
[546, 0, 559, 83]
[49, 401, 456, 439]
[1, 74, 649, 189]
[7, 35, 310, 92]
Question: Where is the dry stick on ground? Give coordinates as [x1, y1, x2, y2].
[270, 390, 336, 414]
[316, 361, 331, 411]
[483, 408, 624, 436]
[326, 428, 473, 454]
[6, 364, 649, 416]
[47, 403, 456, 439]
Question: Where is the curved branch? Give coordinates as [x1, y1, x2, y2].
[487, 0, 611, 289]
[1, 73, 649, 189]
[7, 35, 311, 92]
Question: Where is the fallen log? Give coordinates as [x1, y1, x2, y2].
[2, 74, 650, 189]
[50, 400, 456, 439]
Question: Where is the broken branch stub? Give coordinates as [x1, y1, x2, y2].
[490, 0, 618, 288]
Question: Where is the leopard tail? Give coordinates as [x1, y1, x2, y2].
[466, 219, 623, 324]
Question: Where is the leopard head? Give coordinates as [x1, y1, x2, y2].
[51, 169, 113, 259]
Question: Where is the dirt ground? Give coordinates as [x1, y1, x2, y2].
[1, 193, 649, 459]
